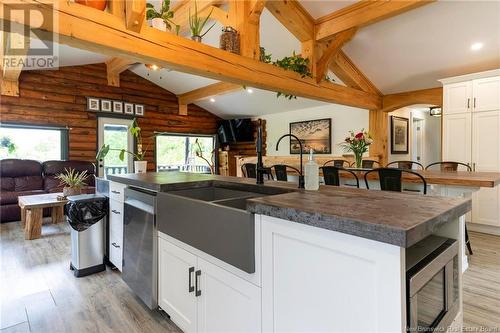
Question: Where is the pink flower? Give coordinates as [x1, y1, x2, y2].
[355, 132, 364, 139]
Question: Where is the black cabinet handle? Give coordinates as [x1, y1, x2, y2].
[111, 210, 120, 215]
[111, 190, 121, 194]
[111, 242, 120, 248]
[473, 97, 476, 108]
[195, 270, 201, 297]
[188, 267, 195, 293]
[467, 98, 470, 109]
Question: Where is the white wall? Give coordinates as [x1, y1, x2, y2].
[387, 107, 441, 167]
[260, 104, 369, 156]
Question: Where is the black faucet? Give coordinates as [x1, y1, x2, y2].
[275, 134, 305, 189]
[256, 120, 266, 185]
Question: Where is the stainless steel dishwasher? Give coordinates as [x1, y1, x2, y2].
[123, 187, 157, 310]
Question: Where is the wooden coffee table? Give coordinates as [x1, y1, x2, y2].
[18, 193, 68, 240]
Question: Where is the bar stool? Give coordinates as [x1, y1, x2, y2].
[350, 160, 381, 169]
[320, 166, 360, 188]
[386, 160, 424, 170]
[364, 168, 427, 195]
[272, 164, 300, 182]
[323, 159, 350, 168]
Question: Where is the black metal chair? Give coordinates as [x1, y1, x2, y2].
[242, 163, 273, 180]
[323, 159, 350, 168]
[350, 159, 381, 169]
[320, 166, 360, 188]
[364, 168, 427, 195]
[386, 160, 424, 170]
[272, 164, 300, 182]
[425, 161, 472, 172]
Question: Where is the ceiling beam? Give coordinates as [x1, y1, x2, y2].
[315, 0, 435, 42]
[329, 50, 381, 96]
[4, 1, 381, 109]
[125, 0, 146, 32]
[315, 28, 356, 83]
[265, 0, 314, 42]
[177, 81, 241, 115]
[105, 57, 136, 87]
[1, 31, 29, 97]
[380, 87, 443, 113]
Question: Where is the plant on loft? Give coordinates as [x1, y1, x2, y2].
[146, 0, 180, 34]
[189, 1, 216, 42]
[96, 119, 150, 173]
[273, 52, 311, 100]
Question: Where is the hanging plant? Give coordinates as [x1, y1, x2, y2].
[259, 47, 272, 64]
[146, 0, 180, 34]
[272, 52, 311, 100]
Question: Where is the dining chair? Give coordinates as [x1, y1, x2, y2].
[272, 164, 300, 182]
[364, 168, 427, 195]
[320, 166, 360, 188]
[350, 160, 381, 169]
[323, 159, 350, 168]
[425, 161, 472, 172]
[241, 163, 257, 178]
[386, 160, 424, 170]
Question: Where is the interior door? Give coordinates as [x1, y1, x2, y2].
[412, 119, 424, 164]
[472, 77, 500, 112]
[97, 117, 133, 177]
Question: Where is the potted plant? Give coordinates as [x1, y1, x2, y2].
[56, 168, 89, 197]
[339, 130, 373, 168]
[189, 1, 216, 42]
[96, 119, 150, 173]
[146, 0, 180, 33]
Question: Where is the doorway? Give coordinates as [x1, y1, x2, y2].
[97, 117, 134, 177]
[412, 118, 424, 164]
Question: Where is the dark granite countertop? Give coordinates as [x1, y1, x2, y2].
[107, 172, 471, 247]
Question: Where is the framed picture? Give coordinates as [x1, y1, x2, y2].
[289, 118, 331, 154]
[113, 101, 123, 113]
[391, 116, 409, 154]
[124, 103, 134, 115]
[135, 104, 145, 116]
[101, 99, 112, 112]
[86, 97, 100, 112]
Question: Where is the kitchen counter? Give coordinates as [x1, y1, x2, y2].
[108, 172, 470, 247]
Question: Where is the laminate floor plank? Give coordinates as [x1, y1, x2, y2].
[1, 221, 498, 332]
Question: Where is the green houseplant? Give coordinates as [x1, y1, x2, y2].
[146, 0, 180, 34]
[96, 119, 150, 173]
[189, 1, 216, 42]
[56, 168, 89, 197]
[339, 130, 374, 168]
[273, 52, 311, 100]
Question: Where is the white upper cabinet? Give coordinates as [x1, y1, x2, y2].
[472, 76, 500, 112]
[443, 81, 472, 114]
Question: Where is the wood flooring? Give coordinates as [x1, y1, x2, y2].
[1, 220, 499, 332]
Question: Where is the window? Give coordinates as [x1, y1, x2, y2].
[0, 124, 68, 161]
[156, 134, 215, 174]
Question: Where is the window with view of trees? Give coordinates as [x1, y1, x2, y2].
[0, 125, 68, 161]
[156, 134, 215, 174]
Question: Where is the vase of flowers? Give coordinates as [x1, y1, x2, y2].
[339, 130, 373, 168]
[56, 168, 89, 197]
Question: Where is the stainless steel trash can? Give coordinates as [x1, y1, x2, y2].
[66, 194, 107, 277]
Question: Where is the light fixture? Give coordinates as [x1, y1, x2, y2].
[145, 63, 162, 71]
[247, 88, 254, 94]
[470, 42, 483, 51]
[429, 107, 442, 117]
[210, 98, 216, 103]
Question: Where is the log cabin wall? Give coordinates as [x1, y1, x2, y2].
[0, 63, 220, 172]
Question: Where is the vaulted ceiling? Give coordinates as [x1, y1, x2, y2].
[36, 0, 500, 118]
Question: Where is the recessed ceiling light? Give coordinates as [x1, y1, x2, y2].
[210, 98, 215, 103]
[145, 63, 161, 70]
[470, 42, 483, 51]
[247, 88, 253, 94]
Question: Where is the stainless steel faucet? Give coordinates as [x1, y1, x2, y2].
[275, 134, 305, 189]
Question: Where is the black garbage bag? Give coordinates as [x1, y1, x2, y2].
[65, 194, 108, 232]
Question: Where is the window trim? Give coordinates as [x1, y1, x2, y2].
[154, 132, 218, 173]
[0, 122, 69, 160]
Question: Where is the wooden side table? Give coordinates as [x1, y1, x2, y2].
[18, 193, 68, 240]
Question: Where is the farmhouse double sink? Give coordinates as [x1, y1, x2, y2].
[156, 182, 292, 273]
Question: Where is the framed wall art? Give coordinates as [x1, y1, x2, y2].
[391, 116, 409, 154]
[86, 97, 100, 111]
[289, 118, 332, 154]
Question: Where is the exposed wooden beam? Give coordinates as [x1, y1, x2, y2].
[248, 0, 266, 25]
[105, 57, 136, 87]
[315, 28, 356, 83]
[5, 1, 381, 109]
[369, 109, 388, 166]
[315, 0, 434, 42]
[229, 0, 263, 59]
[329, 50, 381, 96]
[178, 82, 242, 104]
[125, 0, 146, 32]
[265, 0, 314, 42]
[1, 31, 29, 97]
[108, 0, 126, 20]
[380, 87, 443, 113]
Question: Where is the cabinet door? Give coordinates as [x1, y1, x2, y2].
[443, 81, 472, 115]
[196, 257, 261, 333]
[472, 76, 500, 112]
[472, 110, 500, 226]
[109, 199, 123, 271]
[158, 238, 198, 333]
[442, 113, 472, 164]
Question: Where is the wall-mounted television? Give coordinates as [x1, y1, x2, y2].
[217, 118, 255, 144]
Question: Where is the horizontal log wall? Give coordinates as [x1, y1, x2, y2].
[0, 63, 220, 171]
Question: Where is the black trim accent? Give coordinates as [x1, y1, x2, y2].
[195, 269, 201, 296]
[188, 267, 195, 293]
[70, 262, 106, 278]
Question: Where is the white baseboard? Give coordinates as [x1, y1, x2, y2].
[467, 222, 500, 236]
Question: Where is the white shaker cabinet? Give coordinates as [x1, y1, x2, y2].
[442, 113, 472, 164]
[158, 234, 261, 333]
[443, 81, 472, 114]
[108, 181, 126, 271]
[472, 76, 500, 112]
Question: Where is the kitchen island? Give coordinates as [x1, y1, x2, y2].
[107, 172, 470, 333]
